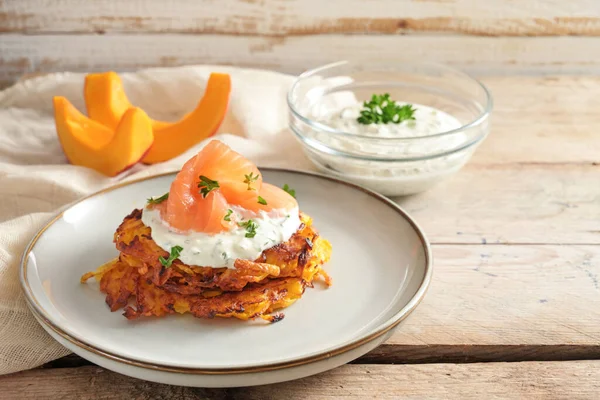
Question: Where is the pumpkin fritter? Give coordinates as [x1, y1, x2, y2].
[109, 209, 330, 293]
[81, 209, 332, 322]
[90, 258, 306, 322]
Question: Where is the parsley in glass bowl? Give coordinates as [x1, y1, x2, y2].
[287, 61, 492, 196]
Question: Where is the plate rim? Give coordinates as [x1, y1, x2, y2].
[20, 167, 433, 375]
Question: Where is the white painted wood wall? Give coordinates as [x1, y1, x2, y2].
[1, 0, 599, 85]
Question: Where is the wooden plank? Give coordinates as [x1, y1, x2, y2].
[43, 343, 600, 369]
[400, 165, 600, 245]
[0, 152, 595, 245]
[384, 245, 600, 351]
[3, 73, 599, 166]
[30, 243, 600, 366]
[2, 34, 600, 86]
[3, 362, 600, 399]
[360, 344, 600, 364]
[474, 76, 600, 165]
[35, 246, 600, 365]
[2, 0, 600, 36]
[4, 74, 600, 166]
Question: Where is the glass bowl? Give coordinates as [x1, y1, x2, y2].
[287, 61, 492, 196]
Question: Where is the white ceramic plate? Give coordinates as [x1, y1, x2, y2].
[20, 169, 431, 387]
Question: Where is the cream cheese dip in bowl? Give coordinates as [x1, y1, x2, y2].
[287, 61, 492, 196]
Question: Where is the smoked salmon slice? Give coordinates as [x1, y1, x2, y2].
[230, 183, 298, 213]
[159, 153, 233, 234]
[157, 140, 297, 234]
[192, 140, 262, 204]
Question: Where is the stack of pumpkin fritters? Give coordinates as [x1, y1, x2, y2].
[81, 209, 332, 322]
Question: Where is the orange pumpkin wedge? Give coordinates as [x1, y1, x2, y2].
[85, 71, 129, 131]
[84, 71, 171, 131]
[53, 96, 153, 176]
[84, 71, 231, 164]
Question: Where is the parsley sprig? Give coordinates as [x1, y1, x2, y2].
[159, 245, 183, 268]
[357, 93, 416, 125]
[197, 175, 219, 197]
[282, 184, 296, 198]
[239, 219, 258, 238]
[224, 209, 233, 221]
[257, 196, 267, 205]
[147, 192, 169, 205]
[244, 172, 260, 191]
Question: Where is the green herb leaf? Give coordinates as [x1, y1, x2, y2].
[147, 192, 169, 205]
[239, 219, 258, 238]
[224, 209, 233, 221]
[159, 245, 183, 268]
[197, 175, 220, 198]
[357, 93, 416, 125]
[257, 196, 267, 205]
[243, 172, 260, 191]
[282, 184, 296, 198]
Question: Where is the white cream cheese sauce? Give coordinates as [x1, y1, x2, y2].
[317, 101, 462, 138]
[141, 206, 301, 269]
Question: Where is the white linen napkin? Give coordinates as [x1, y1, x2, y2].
[0, 65, 314, 374]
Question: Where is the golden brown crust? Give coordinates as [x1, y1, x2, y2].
[98, 259, 306, 322]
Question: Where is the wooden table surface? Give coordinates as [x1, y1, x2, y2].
[1, 74, 599, 398]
